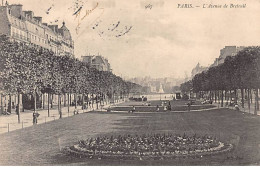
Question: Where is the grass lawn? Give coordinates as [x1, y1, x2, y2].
[112, 100, 213, 112]
[110, 105, 215, 112]
[117, 100, 203, 107]
[0, 108, 260, 165]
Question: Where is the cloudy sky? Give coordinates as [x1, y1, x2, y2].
[8, 0, 260, 78]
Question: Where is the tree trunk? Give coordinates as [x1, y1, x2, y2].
[34, 92, 37, 113]
[82, 93, 85, 111]
[234, 89, 237, 103]
[229, 90, 232, 105]
[42, 93, 45, 109]
[241, 88, 244, 108]
[256, 89, 259, 111]
[214, 91, 217, 103]
[69, 94, 72, 106]
[221, 90, 224, 107]
[58, 94, 60, 116]
[59, 94, 62, 119]
[248, 89, 250, 113]
[64, 94, 66, 107]
[68, 93, 70, 114]
[86, 94, 89, 109]
[92, 94, 94, 109]
[1, 94, 3, 114]
[254, 88, 259, 114]
[17, 93, 20, 123]
[96, 95, 99, 110]
[8, 94, 12, 114]
[250, 89, 253, 103]
[75, 94, 77, 108]
[48, 93, 50, 117]
[51, 94, 53, 108]
[218, 90, 220, 104]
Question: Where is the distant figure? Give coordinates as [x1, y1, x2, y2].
[187, 103, 191, 111]
[74, 107, 79, 115]
[235, 104, 239, 111]
[107, 106, 111, 112]
[15, 104, 19, 115]
[12, 102, 15, 109]
[33, 112, 40, 124]
[156, 105, 160, 112]
[132, 106, 136, 113]
[7, 102, 11, 113]
[3, 108, 10, 115]
[164, 105, 167, 111]
[168, 101, 171, 111]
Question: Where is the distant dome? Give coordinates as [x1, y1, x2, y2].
[59, 22, 72, 40]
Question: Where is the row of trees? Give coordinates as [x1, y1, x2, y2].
[180, 47, 260, 114]
[0, 35, 141, 122]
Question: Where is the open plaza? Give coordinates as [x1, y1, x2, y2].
[0, 96, 260, 166]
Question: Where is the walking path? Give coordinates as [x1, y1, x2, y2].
[0, 100, 124, 134]
[212, 101, 260, 115]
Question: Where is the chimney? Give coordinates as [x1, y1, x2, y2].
[33, 16, 42, 23]
[23, 10, 34, 19]
[9, 4, 23, 18]
[48, 25, 58, 33]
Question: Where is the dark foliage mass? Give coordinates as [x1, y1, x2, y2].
[180, 46, 260, 111]
[180, 47, 260, 94]
[0, 35, 141, 97]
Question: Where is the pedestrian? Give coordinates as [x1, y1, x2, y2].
[168, 101, 171, 111]
[187, 102, 191, 111]
[35, 112, 40, 123]
[132, 106, 135, 113]
[33, 112, 40, 124]
[15, 104, 19, 115]
[74, 107, 79, 115]
[33, 112, 36, 124]
[156, 105, 159, 112]
[7, 101, 11, 113]
[164, 105, 167, 111]
[235, 103, 239, 111]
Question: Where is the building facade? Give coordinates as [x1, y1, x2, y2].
[0, 3, 74, 57]
[191, 62, 208, 78]
[81, 55, 112, 72]
[210, 46, 245, 67]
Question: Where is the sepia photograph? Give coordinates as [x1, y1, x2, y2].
[0, 0, 260, 166]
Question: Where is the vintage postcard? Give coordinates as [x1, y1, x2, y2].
[0, 0, 260, 166]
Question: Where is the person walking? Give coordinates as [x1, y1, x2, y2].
[168, 101, 171, 111]
[156, 105, 160, 112]
[187, 102, 191, 111]
[15, 104, 19, 115]
[132, 106, 136, 113]
[33, 112, 40, 124]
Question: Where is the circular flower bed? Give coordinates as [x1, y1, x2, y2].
[63, 134, 233, 160]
